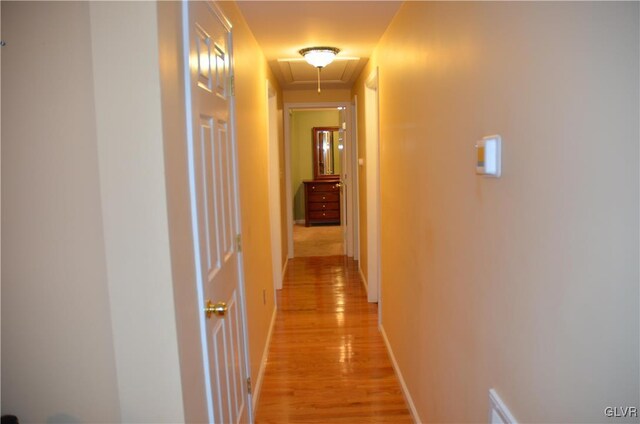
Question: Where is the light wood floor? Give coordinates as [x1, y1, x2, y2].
[255, 256, 412, 423]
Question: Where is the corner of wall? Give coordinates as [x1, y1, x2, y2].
[90, 2, 184, 421]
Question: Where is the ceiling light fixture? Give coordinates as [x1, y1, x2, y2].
[299, 46, 340, 94]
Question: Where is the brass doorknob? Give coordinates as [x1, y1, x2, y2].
[204, 300, 227, 319]
[335, 182, 342, 189]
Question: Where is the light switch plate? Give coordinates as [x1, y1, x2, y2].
[476, 135, 502, 177]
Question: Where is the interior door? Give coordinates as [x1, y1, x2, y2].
[183, 2, 250, 423]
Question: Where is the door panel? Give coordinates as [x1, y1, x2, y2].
[184, 1, 249, 422]
[217, 122, 234, 259]
[200, 117, 221, 274]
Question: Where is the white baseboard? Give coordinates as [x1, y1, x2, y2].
[358, 264, 368, 295]
[379, 324, 421, 424]
[251, 305, 277, 411]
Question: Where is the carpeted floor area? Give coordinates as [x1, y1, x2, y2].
[293, 223, 343, 257]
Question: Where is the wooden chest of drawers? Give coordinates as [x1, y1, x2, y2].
[303, 180, 341, 226]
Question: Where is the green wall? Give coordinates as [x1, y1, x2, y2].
[290, 109, 340, 220]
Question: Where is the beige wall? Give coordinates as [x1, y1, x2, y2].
[353, 2, 639, 422]
[216, 0, 280, 395]
[1, 2, 122, 421]
[284, 88, 351, 104]
[290, 110, 341, 220]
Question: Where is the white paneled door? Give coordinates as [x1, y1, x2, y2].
[183, 2, 250, 423]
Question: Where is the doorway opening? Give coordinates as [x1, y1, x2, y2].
[284, 102, 357, 259]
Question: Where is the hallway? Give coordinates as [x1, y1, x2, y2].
[2, 2, 637, 422]
[255, 256, 412, 423]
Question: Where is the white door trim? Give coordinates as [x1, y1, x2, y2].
[266, 81, 282, 290]
[342, 105, 355, 257]
[283, 101, 355, 259]
[351, 96, 360, 261]
[364, 68, 381, 306]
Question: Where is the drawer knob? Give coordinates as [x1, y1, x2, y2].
[322, 196, 326, 200]
[312, 186, 315, 189]
[323, 213, 326, 216]
[323, 205, 326, 208]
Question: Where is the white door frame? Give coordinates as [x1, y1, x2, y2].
[364, 68, 381, 305]
[341, 105, 355, 257]
[181, 1, 253, 421]
[266, 81, 282, 290]
[284, 101, 356, 258]
[351, 96, 360, 261]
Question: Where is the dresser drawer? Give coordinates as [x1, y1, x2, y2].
[309, 210, 340, 220]
[309, 202, 340, 211]
[306, 182, 339, 193]
[308, 192, 339, 203]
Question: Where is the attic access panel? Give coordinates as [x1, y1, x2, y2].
[277, 58, 363, 85]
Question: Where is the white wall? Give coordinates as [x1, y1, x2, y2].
[89, 3, 184, 422]
[1, 2, 121, 421]
[2, 2, 189, 422]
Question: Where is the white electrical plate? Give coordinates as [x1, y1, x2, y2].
[476, 135, 502, 177]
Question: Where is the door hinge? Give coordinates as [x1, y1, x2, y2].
[246, 377, 252, 394]
[236, 234, 242, 252]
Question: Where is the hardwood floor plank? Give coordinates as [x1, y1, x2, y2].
[255, 256, 412, 423]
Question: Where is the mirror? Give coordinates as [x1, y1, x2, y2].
[312, 126, 341, 180]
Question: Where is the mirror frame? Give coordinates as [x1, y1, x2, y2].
[312, 126, 341, 180]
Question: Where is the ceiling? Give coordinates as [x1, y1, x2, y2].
[236, 1, 402, 90]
